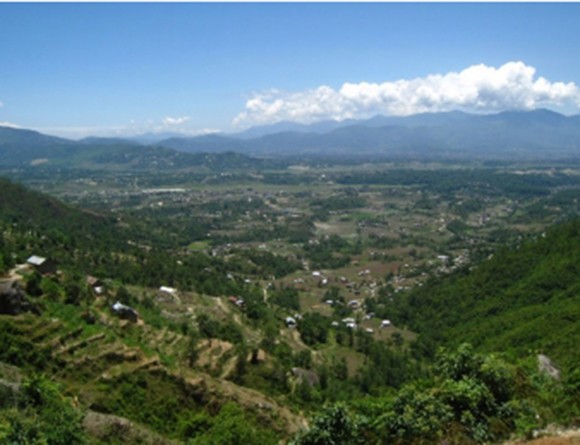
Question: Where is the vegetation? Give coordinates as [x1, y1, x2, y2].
[3, 157, 580, 443]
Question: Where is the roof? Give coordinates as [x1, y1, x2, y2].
[159, 286, 177, 294]
[112, 301, 129, 312]
[26, 255, 46, 266]
[86, 275, 101, 286]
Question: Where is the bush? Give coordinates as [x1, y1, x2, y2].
[2, 374, 86, 444]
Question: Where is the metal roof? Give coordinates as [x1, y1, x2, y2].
[26, 255, 46, 266]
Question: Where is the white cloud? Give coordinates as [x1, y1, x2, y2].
[0, 101, 4, 107]
[233, 61, 580, 127]
[0, 121, 21, 129]
[162, 116, 190, 126]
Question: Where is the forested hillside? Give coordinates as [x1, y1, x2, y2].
[390, 219, 580, 370]
[2, 176, 580, 444]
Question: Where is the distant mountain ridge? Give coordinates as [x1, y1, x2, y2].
[3, 109, 580, 163]
[0, 125, 270, 170]
[154, 109, 580, 158]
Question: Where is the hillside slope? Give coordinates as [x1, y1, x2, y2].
[391, 219, 580, 370]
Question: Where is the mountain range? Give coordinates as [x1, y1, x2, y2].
[2, 109, 580, 168]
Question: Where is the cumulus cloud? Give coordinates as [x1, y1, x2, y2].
[233, 61, 580, 127]
[162, 116, 190, 126]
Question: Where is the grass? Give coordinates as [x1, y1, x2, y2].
[188, 240, 210, 251]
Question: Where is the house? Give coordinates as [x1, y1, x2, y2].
[26, 255, 57, 275]
[228, 296, 238, 305]
[159, 286, 177, 295]
[86, 276, 102, 287]
[111, 301, 139, 323]
[86, 276, 105, 295]
[348, 299, 361, 309]
[437, 255, 450, 264]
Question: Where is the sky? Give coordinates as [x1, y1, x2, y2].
[1, 3, 580, 139]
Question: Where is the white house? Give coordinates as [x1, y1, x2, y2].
[380, 319, 392, 328]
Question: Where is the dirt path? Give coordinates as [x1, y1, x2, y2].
[7, 264, 29, 281]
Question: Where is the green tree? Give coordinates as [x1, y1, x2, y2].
[3, 374, 86, 444]
[189, 403, 278, 445]
[291, 404, 365, 445]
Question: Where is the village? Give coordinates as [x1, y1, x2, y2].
[4, 162, 574, 381]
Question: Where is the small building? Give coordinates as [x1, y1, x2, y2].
[437, 255, 450, 264]
[348, 299, 360, 309]
[159, 286, 177, 295]
[86, 276, 102, 287]
[285, 316, 297, 328]
[86, 276, 105, 295]
[380, 319, 392, 328]
[26, 255, 57, 275]
[111, 301, 139, 323]
[228, 296, 238, 305]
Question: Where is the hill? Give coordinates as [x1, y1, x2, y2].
[390, 218, 580, 370]
[0, 126, 270, 171]
[1, 177, 580, 443]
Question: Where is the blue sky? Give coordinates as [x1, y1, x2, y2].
[1, 3, 580, 138]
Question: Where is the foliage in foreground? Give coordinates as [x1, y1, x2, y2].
[0, 374, 86, 444]
[292, 344, 580, 445]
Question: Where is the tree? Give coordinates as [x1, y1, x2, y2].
[189, 403, 278, 445]
[3, 374, 87, 444]
[290, 404, 365, 445]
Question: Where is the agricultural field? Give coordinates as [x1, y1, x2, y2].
[7, 160, 580, 349]
[3, 159, 580, 443]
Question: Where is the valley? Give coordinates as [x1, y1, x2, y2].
[2, 152, 580, 443]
